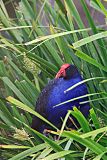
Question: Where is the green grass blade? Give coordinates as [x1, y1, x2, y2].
[95, 0, 107, 17]
[0, 145, 30, 149]
[59, 131, 107, 159]
[8, 144, 47, 160]
[24, 28, 90, 45]
[93, 151, 107, 160]
[73, 31, 107, 48]
[53, 92, 103, 108]
[80, 0, 107, 63]
[80, 127, 107, 139]
[90, 108, 100, 129]
[74, 50, 107, 72]
[64, 77, 105, 93]
[71, 107, 90, 133]
[20, 122, 73, 160]
[6, 96, 57, 130]
[2, 77, 33, 107]
[43, 150, 75, 160]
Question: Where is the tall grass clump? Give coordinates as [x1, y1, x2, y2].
[0, 0, 107, 159]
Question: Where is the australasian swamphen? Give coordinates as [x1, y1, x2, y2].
[32, 64, 90, 133]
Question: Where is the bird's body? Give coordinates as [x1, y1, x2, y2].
[32, 64, 90, 133]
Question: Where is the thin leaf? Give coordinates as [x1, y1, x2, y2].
[53, 92, 103, 108]
[64, 77, 105, 93]
[6, 96, 57, 130]
[0, 145, 30, 149]
[2, 77, 33, 107]
[73, 31, 107, 48]
[71, 107, 90, 133]
[43, 150, 75, 160]
[8, 144, 47, 160]
[90, 108, 100, 129]
[25, 28, 90, 45]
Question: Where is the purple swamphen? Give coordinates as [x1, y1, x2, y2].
[32, 64, 90, 133]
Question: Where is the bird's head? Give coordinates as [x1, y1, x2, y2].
[55, 64, 79, 79]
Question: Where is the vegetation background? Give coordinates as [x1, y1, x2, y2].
[0, 0, 107, 159]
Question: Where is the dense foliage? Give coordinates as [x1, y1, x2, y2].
[0, 0, 107, 159]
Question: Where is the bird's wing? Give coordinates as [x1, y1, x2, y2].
[36, 80, 57, 113]
[32, 79, 57, 131]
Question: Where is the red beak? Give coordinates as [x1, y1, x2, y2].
[55, 71, 61, 79]
[55, 64, 70, 79]
[55, 69, 66, 79]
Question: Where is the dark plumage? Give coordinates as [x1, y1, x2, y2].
[32, 64, 90, 133]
